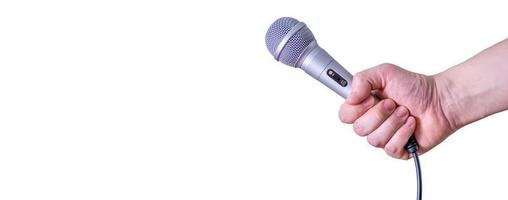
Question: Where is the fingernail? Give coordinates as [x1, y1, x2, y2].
[383, 100, 396, 111]
[362, 97, 373, 107]
[347, 91, 359, 103]
[395, 107, 408, 117]
[407, 117, 415, 126]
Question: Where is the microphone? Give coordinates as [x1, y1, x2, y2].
[265, 17, 352, 98]
[265, 17, 422, 200]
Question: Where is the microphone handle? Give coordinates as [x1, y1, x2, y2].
[301, 47, 418, 153]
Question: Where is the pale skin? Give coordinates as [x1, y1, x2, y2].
[339, 38, 508, 160]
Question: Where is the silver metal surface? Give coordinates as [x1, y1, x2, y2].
[299, 46, 353, 98]
[274, 22, 306, 61]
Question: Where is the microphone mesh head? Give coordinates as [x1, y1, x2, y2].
[265, 17, 299, 56]
[265, 17, 316, 66]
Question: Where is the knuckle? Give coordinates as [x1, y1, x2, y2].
[339, 109, 352, 124]
[353, 122, 367, 136]
[385, 144, 400, 158]
[385, 117, 399, 130]
[352, 73, 363, 85]
[367, 136, 384, 148]
[379, 63, 396, 70]
[353, 71, 364, 78]
[373, 108, 385, 121]
[339, 104, 352, 124]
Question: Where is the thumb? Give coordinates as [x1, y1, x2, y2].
[347, 63, 392, 104]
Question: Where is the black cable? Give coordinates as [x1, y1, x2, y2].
[412, 152, 422, 200]
[405, 136, 422, 200]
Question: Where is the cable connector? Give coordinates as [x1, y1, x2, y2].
[405, 135, 419, 153]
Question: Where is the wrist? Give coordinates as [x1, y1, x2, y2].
[433, 70, 467, 131]
[433, 67, 483, 131]
[433, 38, 508, 133]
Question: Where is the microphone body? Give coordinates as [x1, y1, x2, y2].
[298, 43, 352, 99]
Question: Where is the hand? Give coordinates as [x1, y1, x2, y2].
[339, 63, 456, 159]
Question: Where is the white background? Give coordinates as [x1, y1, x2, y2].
[1, 0, 508, 199]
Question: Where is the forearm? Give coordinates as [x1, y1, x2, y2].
[435, 38, 508, 130]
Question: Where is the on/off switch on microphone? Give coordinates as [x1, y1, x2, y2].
[327, 69, 348, 87]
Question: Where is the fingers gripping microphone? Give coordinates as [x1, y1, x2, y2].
[265, 17, 422, 200]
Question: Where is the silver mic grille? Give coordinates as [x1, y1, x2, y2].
[265, 17, 316, 67]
